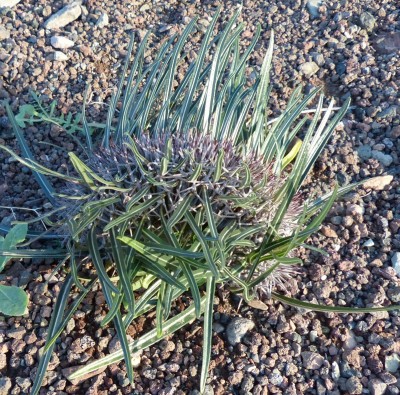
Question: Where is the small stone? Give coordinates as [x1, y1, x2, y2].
[96, 12, 109, 28]
[346, 376, 363, 395]
[379, 372, 397, 385]
[314, 53, 325, 66]
[0, 0, 21, 8]
[0, 377, 12, 395]
[343, 330, 357, 350]
[7, 327, 26, 340]
[212, 322, 225, 334]
[374, 32, 400, 55]
[359, 11, 376, 32]
[43, 2, 82, 30]
[320, 226, 337, 238]
[159, 25, 171, 33]
[363, 239, 374, 247]
[301, 351, 325, 370]
[371, 150, 393, 167]
[51, 36, 74, 49]
[143, 368, 157, 380]
[357, 145, 372, 160]
[363, 176, 393, 191]
[377, 106, 398, 119]
[385, 354, 400, 373]
[139, 4, 151, 11]
[269, 370, 283, 386]
[300, 61, 319, 77]
[53, 51, 68, 61]
[306, 0, 323, 18]
[226, 317, 255, 345]
[0, 26, 10, 41]
[391, 125, 400, 138]
[338, 261, 354, 271]
[369, 379, 387, 395]
[383, 138, 394, 149]
[131, 351, 142, 368]
[70, 335, 95, 353]
[79, 45, 92, 57]
[15, 377, 31, 392]
[388, 287, 400, 303]
[309, 330, 318, 342]
[346, 204, 364, 217]
[392, 253, 400, 275]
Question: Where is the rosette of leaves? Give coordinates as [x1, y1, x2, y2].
[1, 9, 398, 395]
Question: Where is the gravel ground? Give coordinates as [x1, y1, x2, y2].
[1, 0, 400, 394]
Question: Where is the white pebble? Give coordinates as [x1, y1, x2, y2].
[51, 36, 74, 49]
[53, 51, 68, 61]
[362, 239, 374, 247]
[385, 354, 400, 373]
[392, 252, 400, 275]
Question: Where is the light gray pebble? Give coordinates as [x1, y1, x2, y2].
[385, 354, 400, 373]
[392, 252, 400, 275]
[269, 369, 283, 386]
[53, 51, 69, 61]
[363, 239, 374, 247]
[371, 150, 393, 167]
[15, 377, 31, 392]
[6, 326, 26, 340]
[359, 11, 376, 32]
[388, 287, 400, 303]
[51, 36, 74, 49]
[331, 361, 340, 381]
[369, 379, 387, 395]
[44, 2, 82, 29]
[0, 377, 11, 395]
[0, 26, 10, 41]
[306, 0, 323, 18]
[142, 368, 157, 380]
[301, 351, 325, 369]
[345, 376, 363, 395]
[299, 61, 319, 77]
[346, 204, 364, 216]
[309, 330, 318, 342]
[226, 317, 255, 345]
[96, 13, 109, 28]
[357, 145, 372, 160]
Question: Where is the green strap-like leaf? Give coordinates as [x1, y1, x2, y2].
[69, 296, 207, 381]
[167, 195, 193, 230]
[110, 228, 136, 317]
[5, 102, 57, 205]
[88, 227, 133, 383]
[88, 227, 120, 295]
[31, 274, 74, 395]
[104, 196, 161, 231]
[185, 212, 219, 278]
[200, 273, 216, 393]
